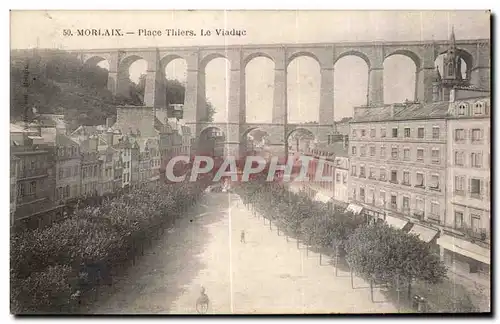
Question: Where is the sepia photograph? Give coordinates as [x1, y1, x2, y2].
[9, 10, 491, 315]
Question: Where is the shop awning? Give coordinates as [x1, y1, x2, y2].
[385, 215, 409, 229]
[314, 192, 333, 203]
[437, 235, 490, 265]
[345, 203, 363, 215]
[408, 224, 439, 243]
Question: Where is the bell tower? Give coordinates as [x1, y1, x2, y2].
[441, 27, 468, 100]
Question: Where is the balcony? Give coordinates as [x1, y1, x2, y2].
[18, 168, 49, 180]
[401, 207, 411, 215]
[402, 181, 411, 186]
[464, 227, 489, 242]
[470, 192, 483, 200]
[429, 186, 441, 192]
[368, 175, 377, 180]
[454, 189, 465, 196]
[413, 211, 424, 220]
[390, 203, 398, 211]
[426, 213, 441, 225]
[389, 179, 398, 184]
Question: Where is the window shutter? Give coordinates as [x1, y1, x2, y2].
[480, 129, 485, 141]
[468, 178, 471, 195]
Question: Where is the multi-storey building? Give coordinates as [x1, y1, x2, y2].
[10, 125, 63, 229]
[438, 89, 491, 279]
[138, 142, 152, 184]
[81, 150, 102, 197]
[54, 134, 81, 203]
[333, 150, 349, 204]
[349, 101, 448, 241]
[10, 156, 19, 225]
[99, 146, 115, 195]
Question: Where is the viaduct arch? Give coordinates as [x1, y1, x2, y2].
[75, 38, 490, 158]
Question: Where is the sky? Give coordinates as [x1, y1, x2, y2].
[11, 10, 490, 122]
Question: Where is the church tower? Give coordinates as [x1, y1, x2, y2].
[441, 27, 468, 100]
[432, 66, 442, 102]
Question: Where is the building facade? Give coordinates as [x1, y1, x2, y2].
[438, 91, 491, 278]
[55, 134, 81, 203]
[349, 102, 448, 242]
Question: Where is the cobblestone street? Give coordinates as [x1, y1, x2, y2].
[93, 192, 398, 314]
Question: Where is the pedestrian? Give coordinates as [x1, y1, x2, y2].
[240, 230, 246, 243]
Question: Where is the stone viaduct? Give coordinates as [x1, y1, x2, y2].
[74, 38, 490, 157]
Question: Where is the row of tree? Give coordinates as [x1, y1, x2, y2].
[10, 181, 208, 314]
[235, 178, 448, 311]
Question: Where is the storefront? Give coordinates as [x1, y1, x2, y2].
[437, 234, 490, 278]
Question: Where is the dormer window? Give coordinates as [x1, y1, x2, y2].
[457, 102, 468, 116]
[474, 101, 485, 115]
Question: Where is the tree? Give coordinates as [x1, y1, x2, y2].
[345, 223, 447, 302]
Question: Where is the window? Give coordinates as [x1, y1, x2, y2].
[369, 167, 376, 179]
[470, 178, 482, 198]
[352, 188, 357, 200]
[455, 176, 465, 195]
[416, 198, 425, 213]
[342, 173, 347, 184]
[361, 129, 366, 137]
[455, 151, 464, 166]
[471, 153, 482, 168]
[65, 185, 70, 198]
[381, 128, 386, 138]
[402, 197, 410, 212]
[391, 147, 398, 160]
[416, 149, 424, 162]
[351, 165, 357, 176]
[336, 173, 341, 183]
[359, 188, 365, 202]
[29, 181, 36, 195]
[453, 211, 463, 229]
[430, 174, 440, 190]
[351, 146, 357, 155]
[455, 129, 465, 141]
[391, 195, 397, 208]
[390, 170, 398, 183]
[360, 145, 366, 156]
[380, 146, 386, 158]
[458, 103, 467, 116]
[403, 148, 410, 161]
[474, 101, 484, 115]
[430, 202, 440, 219]
[370, 128, 375, 137]
[352, 129, 356, 138]
[416, 172, 424, 187]
[471, 214, 481, 231]
[404, 127, 411, 138]
[379, 168, 386, 181]
[471, 129, 482, 143]
[417, 127, 425, 138]
[380, 191, 386, 207]
[369, 189, 375, 204]
[58, 169, 64, 179]
[370, 146, 375, 157]
[360, 166, 366, 178]
[431, 148, 440, 164]
[403, 171, 410, 185]
[74, 166, 79, 176]
[392, 128, 398, 138]
[432, 127, 440, 139]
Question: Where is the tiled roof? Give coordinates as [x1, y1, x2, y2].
[352, 101, 449, 123]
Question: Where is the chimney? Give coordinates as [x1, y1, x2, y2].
[106, 117, 113, 129]
[89, 135, 98, 152]
[106, 129, 113, 147]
